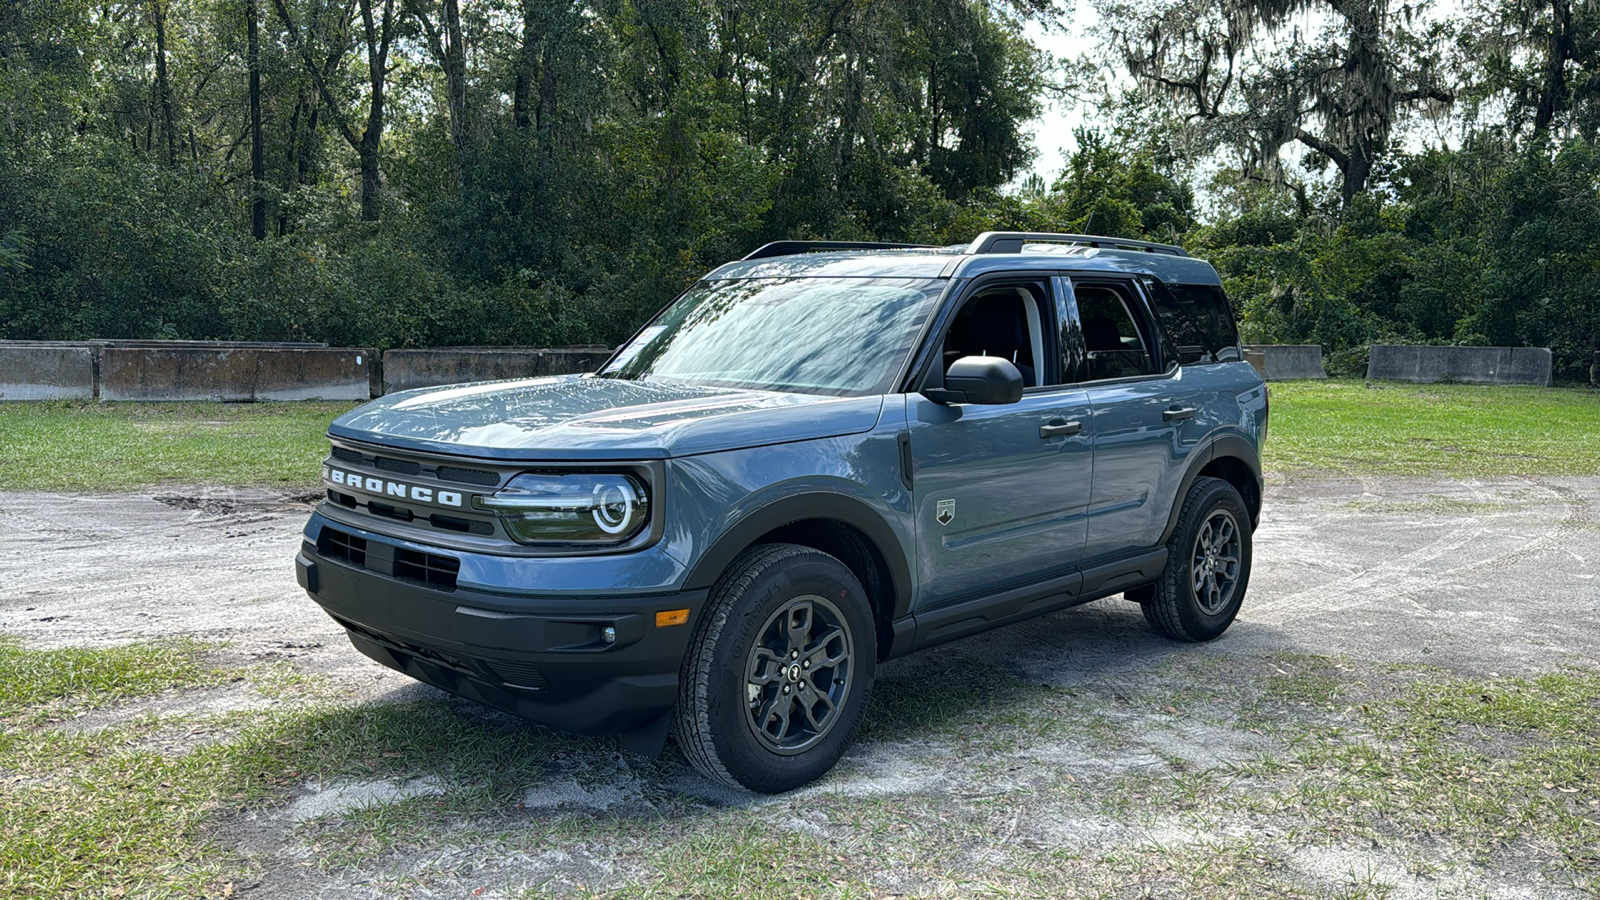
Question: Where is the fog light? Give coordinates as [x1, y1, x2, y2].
[601, 626, 617, 644]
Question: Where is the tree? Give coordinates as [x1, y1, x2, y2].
[151, 0, 179, 165]
[1098, 0, 1454, 203]
[410, 0, 470, 162]
[248, 0, 267, 240]
[272, 0, 401, 220]
[1462, 0, 1600, 140]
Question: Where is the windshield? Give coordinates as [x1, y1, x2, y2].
[599, 277, 946, 396]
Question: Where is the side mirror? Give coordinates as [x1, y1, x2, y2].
[923, 355, 1024, 405]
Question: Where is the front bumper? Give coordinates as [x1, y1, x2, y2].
[296, 540, 705, 736]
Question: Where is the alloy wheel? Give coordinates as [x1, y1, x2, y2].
[743, 594, 855, 755]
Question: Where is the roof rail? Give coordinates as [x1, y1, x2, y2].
[965, 231, 1188, 257]
[743, 240, 942, 261]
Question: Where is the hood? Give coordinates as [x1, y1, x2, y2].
[329, 375, 886, 461]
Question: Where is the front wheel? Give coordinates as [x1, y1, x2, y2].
[675, 543, 875, 793]
[1142, 476, 1253, 642]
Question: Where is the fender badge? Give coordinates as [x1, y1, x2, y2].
[935, 499, 956, 526]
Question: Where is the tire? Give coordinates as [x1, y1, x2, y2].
[674, 543, 876, 793]
[1142, 476, 1252, 642]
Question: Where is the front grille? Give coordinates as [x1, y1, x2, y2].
[375, 456, 422, 476]
[318, 528, 367, 566]
[330, 446, 490, 486]
[368, 501, 415, 523]
[483, 660, 548, 691]
[318, 527, 458, 590]
[394, 548, 460, 589]
[429, 514, 495, 536]
[437, 465, 499, 486]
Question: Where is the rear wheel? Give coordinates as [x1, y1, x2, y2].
[675, 543, 875, 793]
[1142, 477, 1252, 641]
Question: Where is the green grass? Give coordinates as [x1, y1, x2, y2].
[0, 685, 593, 898]
[0, 381, 1595, 491]
[3, 638, 1598, 897]
[1266, 381, 1600, 478]
[0, 639, 224, 720]
[0, 400, 356, 492]
[1281, 671, 1600, 880]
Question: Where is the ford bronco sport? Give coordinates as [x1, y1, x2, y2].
[295, 232, 1267, 793]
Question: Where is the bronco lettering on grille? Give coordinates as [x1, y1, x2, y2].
[324, 468, 464, 507]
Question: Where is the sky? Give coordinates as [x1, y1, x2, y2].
[1022, 4, 1099, 184]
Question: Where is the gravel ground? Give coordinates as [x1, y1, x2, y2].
[2, 475, 1597, 897]
[5, 476, 1595, 678]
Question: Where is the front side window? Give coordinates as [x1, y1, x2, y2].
[939, 283, 1049, 388]
[600, 277, 945, 396]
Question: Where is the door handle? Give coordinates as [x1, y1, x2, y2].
[1039, 419, 1082, 438]
[1163, 406, 1196, 422]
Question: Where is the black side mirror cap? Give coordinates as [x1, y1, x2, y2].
[922, 355, 1024, 405]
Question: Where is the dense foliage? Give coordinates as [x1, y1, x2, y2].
[0, 0, 1596, 378]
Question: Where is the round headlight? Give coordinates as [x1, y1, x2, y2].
[476, 472, 650, 546]
[591, 482, 636, 534]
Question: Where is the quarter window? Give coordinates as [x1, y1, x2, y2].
[1144, 279, 1242, 364]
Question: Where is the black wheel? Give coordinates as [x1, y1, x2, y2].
[1142, 476, 1252, 642]
[675, 543, 875, 793]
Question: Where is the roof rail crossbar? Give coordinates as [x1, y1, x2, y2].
[965, 231, 1188, 257]
[743, 240, 942, 261]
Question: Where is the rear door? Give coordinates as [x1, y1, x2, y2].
[905, 276, 1093, 611]
[1065, 277, 1207, 562]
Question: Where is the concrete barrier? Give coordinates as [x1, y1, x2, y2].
[99, 344, 375, 401]
[1243, 349, 1266, 378]
[0, 341, 609, 400]
[0, 342, 97, 400]
[1246, 344, 1326, 380]
[381, 346, 610, 394]
[252, 349, 375, 401]
[1366, 344, 1553, 386]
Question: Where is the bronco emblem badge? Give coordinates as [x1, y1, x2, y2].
[936, 499, 956, 526]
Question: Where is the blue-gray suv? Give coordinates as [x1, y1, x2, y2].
[295, 232, 1268, 792]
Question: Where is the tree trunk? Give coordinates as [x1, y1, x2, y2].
[537, 38, 557, 135]
[1343, 138, 1372, 204]
[442, 0, 467, 156]
[513, 0, 540, 129]
[248, 0, 267, 240]
[359, 144, 381, 222]
[151, 0, 177, 166]
[1534, 0, 1573, 134]
[272, 0, 391, 221]
[357, 0, 391, 220]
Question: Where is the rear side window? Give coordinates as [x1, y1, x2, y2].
[1145, 280, 1241, 364]
[1074, 283, 1157, 380]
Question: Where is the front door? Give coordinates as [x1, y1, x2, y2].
[905, 277, 1093, 611]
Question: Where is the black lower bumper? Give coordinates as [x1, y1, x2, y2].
[296, 545, 705, 736]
